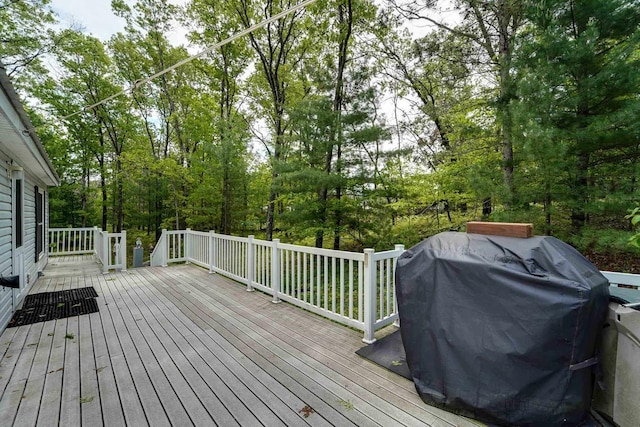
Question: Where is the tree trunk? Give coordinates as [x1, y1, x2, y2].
[116, 157, 123, 232]
[221, 162, 232, 234]
[81, 166, 88, 228]
[100, 166, 107, 231]
[331, 0, 352, 251]
[266, 116, 284, 241]
[497, 6, 515, 209]
[482, 197, 492, 217]
[333, 143, 343, 250]
[544, 180, 552, 235]
[571, 152, 589, 232]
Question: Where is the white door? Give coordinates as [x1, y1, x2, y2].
[11, 169, 25, 306]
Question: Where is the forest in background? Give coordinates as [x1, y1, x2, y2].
[2, 0, 640, 270]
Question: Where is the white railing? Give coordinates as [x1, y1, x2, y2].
[602, 271, 640, 289]
[602, 271, 640, 308]
[150, 229, 640, 342]
[48, 227, 127, 273]
[49, 227, 95, 255]
[151, 228, 403, 342]
[96, 230, 127, 273]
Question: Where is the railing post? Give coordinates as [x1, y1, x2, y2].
[247, 235, 255, 292]
[393, 244, 404, 328]
[185, 228, 191, 264]
[121, 230, 127, 271]
[271, 239, 281, 303]
[93, 226, 98, 255]
[363, 248, 377, 344]
[208, 230, 215, 274]
[161, 229, 168, 267]
[102, 231, 109, 274]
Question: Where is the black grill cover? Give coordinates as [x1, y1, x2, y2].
[395, 232, 609, 426]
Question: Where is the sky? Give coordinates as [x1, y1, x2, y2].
[52, 0, 127, 41]
[50, 0, 457, 44]
[51, 0, 189, 45]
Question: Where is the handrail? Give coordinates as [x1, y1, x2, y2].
[49, 227, 96, 255]
[602, 271, 640, 288]
[152, 228, 403, 342]
[48, 227, 127, 272]
[150, 231, 168, 267]
[151, 229, 640, 343]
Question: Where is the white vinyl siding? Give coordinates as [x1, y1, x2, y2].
[23, 173, 48, 290]
[0, 163, 13, 331]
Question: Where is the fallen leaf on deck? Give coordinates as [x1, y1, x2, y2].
[299, 405, 314, 418]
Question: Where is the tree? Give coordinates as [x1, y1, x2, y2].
[40, 30, 136, 231]
[389, 0, 525, 207]
[232, 0, 314, 241]
[112, 0, 203, 233]
[515, 0, 640, 233]
[0, 0, 58, 82]
[185, 0, 252, 234]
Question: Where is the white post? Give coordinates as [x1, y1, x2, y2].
[247, 235, 255, 292]
[393, 244, 404, 327]
[208, 230, 215, 274]
[272, 239, 281, 303]
[93, 226, 98, 255]
[114, 240, 121, 270]
[102, 231, 109, 274]
[161, 229, 168, 267]
[121, 230, 127, 271]
[363, 248, 377, 344]
[185, 228, 191, 264]
[211, 231, 218, 273]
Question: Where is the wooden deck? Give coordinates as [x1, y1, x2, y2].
[0, 256, 478, 426]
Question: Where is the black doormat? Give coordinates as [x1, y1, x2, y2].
[355, 329, 411, 380]
[7, 298, 99, 327]
[23, 287, 98, 308]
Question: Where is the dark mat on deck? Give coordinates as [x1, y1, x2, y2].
[355, 329, 411, 380]
[22, 286, 98, 308]
[8, 298, 99, 327]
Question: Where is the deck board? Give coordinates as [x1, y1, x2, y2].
[60, 315, 80, 427]
[149, 267, 430, 426]
[97, 275, 170, 427]
[35, 318, 67, 427]
[0, 322, 44, 426]
[146, 271, 375, 426]
[120, 270, 320, 427]
[186, 271, 471, 426]
[113, 273, 269, 427]
[13, 320, 56, 427]
[0, 255, 480, 427]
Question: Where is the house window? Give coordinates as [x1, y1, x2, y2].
[15, 178, 22, 248]
[35, 186, 44, 261]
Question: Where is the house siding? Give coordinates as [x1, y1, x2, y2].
[0, 160, 13, 330]
[0, 66, 58, 334]
[0, 160, 50, 332]
[24, 172, 49, 289]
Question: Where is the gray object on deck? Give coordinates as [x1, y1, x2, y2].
[592, 292, 640, 427]
[133, 247, 144, 268]
[395, 232, 610, 426]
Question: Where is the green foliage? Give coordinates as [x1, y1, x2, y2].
[515, 0, 640, 232]
[568, 226, 640, 256]
[0, 0, 58, 84]
[626, 206, 640, 248]
[4, 0, 637, 268]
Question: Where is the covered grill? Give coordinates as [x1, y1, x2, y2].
[395, 232, 609, 426]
